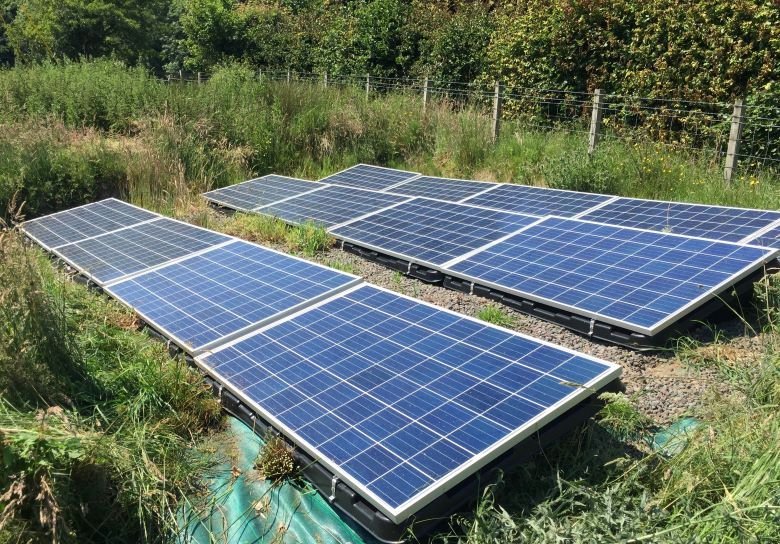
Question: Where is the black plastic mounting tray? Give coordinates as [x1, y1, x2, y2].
[340, 241, 444, 284]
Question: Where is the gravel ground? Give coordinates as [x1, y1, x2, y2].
[309, 247, 742, 425]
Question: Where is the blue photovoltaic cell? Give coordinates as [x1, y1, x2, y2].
[319, 164, 419, 191]
[22, 198, 159, 249]
[55, 218, 231, 284]
[203, 175, 325, 211]
[255, 185, 409, 228]
[199, 285, 620, 519]
[745, 224, 780, 249]
[448, 217, 776, 334]
[388, 176, 498, 202]
[578, 197, 780, 242]
[108, 240, 358, 350]
[461, 184, 612, 217]
[330, 198, 538, 266]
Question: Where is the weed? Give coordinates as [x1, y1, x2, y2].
[220, 213, 288, 246]
[256, 433, 296, 484]
[476, 305, 517, 329]
[597, 392, 653, 441]
[286, 221, 332, 257]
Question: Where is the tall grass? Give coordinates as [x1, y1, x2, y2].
[0, 229, 221, 542]
[1, 60, 778, 222]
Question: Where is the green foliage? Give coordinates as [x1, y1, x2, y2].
[4, 0, 170, 68]
[597, 392, 652, 441]
[0, 231, 221, 542]
[476, 305, 517, 329]
[219, 212, 288, 246]
[286, 221, 332, 257]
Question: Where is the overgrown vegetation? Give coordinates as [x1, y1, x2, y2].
[0, 227, 222, 542]
[1, 61, 778, 224]
[255, 433, 296, 484]
[476, 305, 517, 329]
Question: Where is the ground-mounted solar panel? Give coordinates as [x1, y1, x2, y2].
[197, 284, 621, 527]
[203, 175, 325, 212]
[742, 221, 780, 250]
[255, 185, 410, 228]
[22, 198, 159, 250]
[107, 240, 361, 353]
[461, 184, 614, 217]
[577, 197, 780, 243]
[319, 164, 420, 191]
[53, 218, 232, 285]
[387, 175, 499, 202]
[445, 217, 778, 338]
[331, 198, 540, 268]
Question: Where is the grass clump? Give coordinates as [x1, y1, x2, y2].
[255, 433, 296, 484]
[219, 213, 289, 246]
[325, 260, 357, 275]
[476, 305, 517, 329]
[597, 392, 653, 441]
[286, 221, 333, 257]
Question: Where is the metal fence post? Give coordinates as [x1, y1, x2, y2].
[724, 98, 745, 184]
[287, 69, 291, 84]
[197, 72, 202, 85]
[423, 76, 430, 112]
[588, 89, 604, 155]
[365, 74, 370, 100]
[323, 72, 328, 88]
[492, 81, 503, 143]
[258, 68, 263, 83]
[179, 70, 183, 82]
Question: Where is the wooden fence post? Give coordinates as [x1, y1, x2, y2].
[323, 72, 328, 88]
[258, 69, 263, 83]
[197, 72, 202, 85]
[365, 74, 370, 100]
[423, 76, 430, 112]
[588, 89, 604, 155]
[724, 98, 744, 184]
[287, 69, 291, 84]
[492, 81, 503, 143]
[179, 70, 183, 82]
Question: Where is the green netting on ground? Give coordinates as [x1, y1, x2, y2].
[178, 416, 369, 544]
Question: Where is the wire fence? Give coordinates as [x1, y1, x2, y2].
[163, 69, 780, 178]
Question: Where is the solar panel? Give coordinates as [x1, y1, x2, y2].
[388, 176, 499, 202]
[197, 284, 620, 523]
[203, 175, 325, 211]
[461, 184, 613, 217]
[331, 198, 539, 267]
[255, 185, 410, 228]
[742, 221, 780, 249]
[319, 164, 419, 191]
[578, 197, 780, 242]
[446, 217, 777, 335]
[22, 198, 159, 249]
[54, 218, 231, 285]
[107, 240, 361, 352]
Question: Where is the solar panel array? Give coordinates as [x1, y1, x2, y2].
[388, 176, 498, 202]
[446, 218, 775, 335]
[108, 240, 360, 352]
[320, 164, 419, 191]
[331, 198, 540, 267]
[461, 184, 614, 217]
[199, 284, 619, 522]
[203, 175, 325, 211]
[23, 198, 622, 532]
[255, 185, 409, 228]
[578, 197, 780, 242]
[200, 164, 780, 342]
[22, 198, 158, 249]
